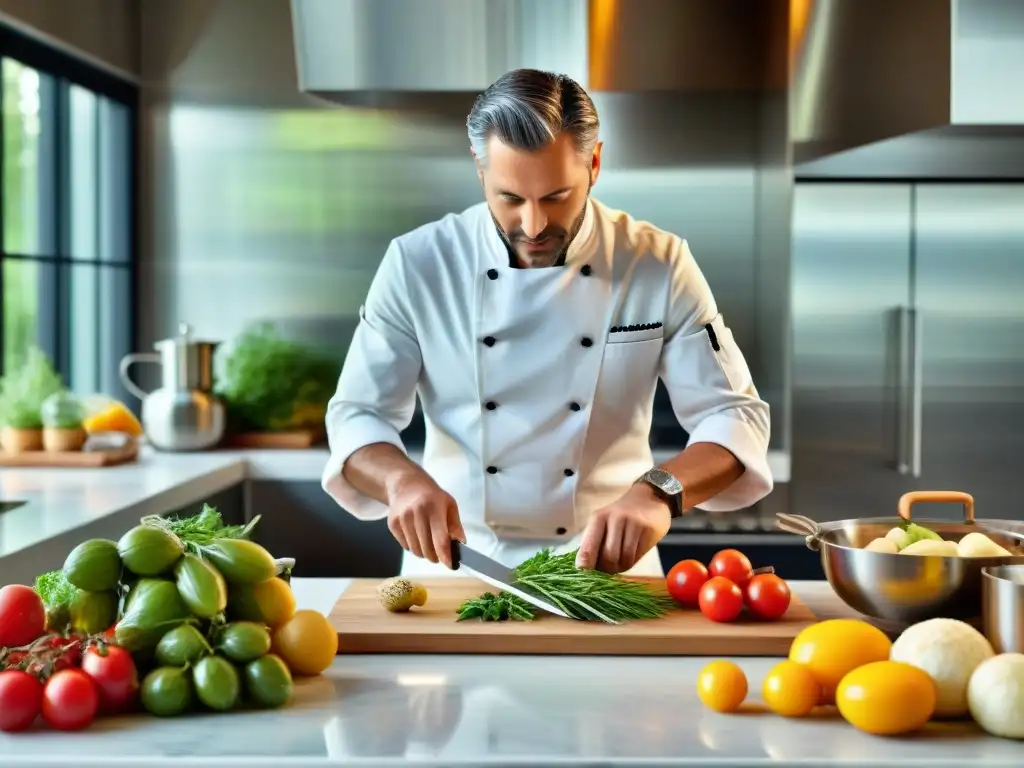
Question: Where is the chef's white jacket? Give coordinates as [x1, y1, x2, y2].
[322, 198, 772, 578]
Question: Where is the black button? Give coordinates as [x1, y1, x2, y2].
[483, 336, 496, 347]
[581, 337, 593, 347]
[581, 265, 592, 276]
[569, 402, 581, 412]
[563, 468, 575, 477]
[487, 268, 499, 280]
[487, 465, 498, 474]
[485, 401, 497, 411]
[556, 527, 567, 535]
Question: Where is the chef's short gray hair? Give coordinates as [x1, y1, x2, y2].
[467, 69, 599, 165]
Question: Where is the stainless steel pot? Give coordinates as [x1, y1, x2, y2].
[777, 491, 1024, 623]
[981, 565, 1024, 653]
[119, 323, 226, 451]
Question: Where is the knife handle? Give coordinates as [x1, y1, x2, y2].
[449, 539, 462, 571]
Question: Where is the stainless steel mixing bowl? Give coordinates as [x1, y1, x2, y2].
[981, 564, 1024, 653]
[777, 491, 1024, 623]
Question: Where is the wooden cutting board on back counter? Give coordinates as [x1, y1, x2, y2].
[330, 577, 818, 656]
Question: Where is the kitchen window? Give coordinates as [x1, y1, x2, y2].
[0, 24, 138, 402]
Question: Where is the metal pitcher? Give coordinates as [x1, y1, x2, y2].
[120, 323, 226, 451]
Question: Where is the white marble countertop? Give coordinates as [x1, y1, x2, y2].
[0, 446, 790, 562]
[0, 579, 1019, 767]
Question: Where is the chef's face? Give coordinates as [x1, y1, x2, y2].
[475, 132, 602, 268]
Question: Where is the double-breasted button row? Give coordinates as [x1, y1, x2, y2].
[485, 465, 576, 477]
[485, 265, 591, 279]
[482, 335, 591, 348]
[484, 399, 583, 411]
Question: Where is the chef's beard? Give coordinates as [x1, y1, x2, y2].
[489, 187, 591, 269]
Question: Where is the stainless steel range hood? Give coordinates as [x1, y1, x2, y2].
[290, 0, 779, 106]
[792, 0, 1024, 164]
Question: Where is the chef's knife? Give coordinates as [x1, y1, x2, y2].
[450, 540, 572, 619]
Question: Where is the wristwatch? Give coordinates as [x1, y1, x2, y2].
[636, 468, 685, 519]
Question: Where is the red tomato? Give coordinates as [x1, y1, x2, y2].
[0, 670, 43, 732]
[0, 585, 46, 648]
[745, 573, 791, 620]
[666, 559, 709, 607]
[41, 669, 99, 731]
[81, 644, 139, 714]
[708, 549, 754, 589]
[698, 576, 744, 623]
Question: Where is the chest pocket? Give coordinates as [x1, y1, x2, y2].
[595, 336, 664, 410]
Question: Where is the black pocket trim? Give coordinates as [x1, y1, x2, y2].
[609, 322, 663, 334]
[704, 322, 721, 352]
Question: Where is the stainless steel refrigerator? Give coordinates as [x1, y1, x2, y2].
[791, 182, 1024, 522]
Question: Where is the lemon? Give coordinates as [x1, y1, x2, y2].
[788, 619, 892, 703]
[836, 660, 937, 735]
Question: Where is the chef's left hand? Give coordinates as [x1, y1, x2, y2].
[575, 483, 673, 574]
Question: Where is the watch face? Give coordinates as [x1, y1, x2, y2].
[648, 468, 683, 496]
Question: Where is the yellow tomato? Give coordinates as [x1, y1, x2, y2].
[836, 660, 937, 735]
[696, 660, 748, 713]
[230, 577, 297, 629]
[271, 609, 339, 676]
[762, 660, 821, 717]
[788, 619, 892, 702]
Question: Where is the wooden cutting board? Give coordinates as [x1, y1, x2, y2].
[330, 577, 818, 656]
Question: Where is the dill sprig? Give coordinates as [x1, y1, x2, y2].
[140, 504, 259, 554]
[455, 548, 675, 625]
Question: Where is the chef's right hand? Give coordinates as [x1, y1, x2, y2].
[385, 473, 466, 569]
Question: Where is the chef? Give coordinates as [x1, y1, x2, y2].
[321, 68, 773, 579]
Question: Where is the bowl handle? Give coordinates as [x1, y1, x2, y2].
[897, 491, 975, 523]
[775, 513, 822, 551]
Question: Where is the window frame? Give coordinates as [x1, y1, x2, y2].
[0, 21, 139, 385]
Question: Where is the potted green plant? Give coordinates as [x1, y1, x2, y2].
[215, 322, 339, 435]
[41, 390, 87, 452]
[0, 347, 64, 454]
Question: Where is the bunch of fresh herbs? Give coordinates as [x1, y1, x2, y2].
[456, 548, 676, 625]
[214, 322, 339, 432]
[141, 503, 259, 554]
[457, 591, 536, 622]
[0, 347, 64, 429]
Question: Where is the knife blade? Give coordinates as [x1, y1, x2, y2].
[450, 540, 572, 619]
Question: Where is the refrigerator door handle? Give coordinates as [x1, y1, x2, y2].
[897, 306, 923, 477]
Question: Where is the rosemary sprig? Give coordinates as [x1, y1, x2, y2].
[455, 548, 676, 625]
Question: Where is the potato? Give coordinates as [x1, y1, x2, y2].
[376, 577, 428, 612]
[957, 532, 1012, 558]
[865, 537, 900, 554]
[885, 527, 912, 551]
[899, 539, 959, 557]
